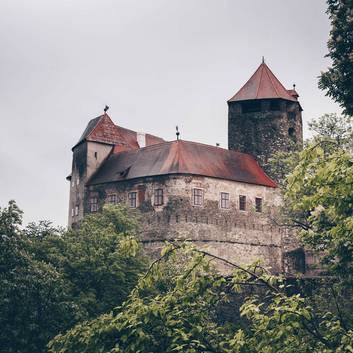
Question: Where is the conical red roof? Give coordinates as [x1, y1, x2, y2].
[228, 62, 297, 102]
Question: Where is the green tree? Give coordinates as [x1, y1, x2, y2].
[0, 202, 146, 353]
[31, 204, 147, 321]
[319, 0, 353, 116]
[48, 243, 353, 353]
[0, 201, 74, 353]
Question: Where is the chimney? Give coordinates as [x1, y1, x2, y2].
[137, 132, 146, 148]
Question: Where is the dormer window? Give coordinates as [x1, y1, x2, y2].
[154, 189, 164, 206]
[192, 188, 203, 206]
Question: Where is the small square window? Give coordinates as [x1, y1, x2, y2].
[255, 197, 263, 212]
[75, 205, 79, 216]
[193, 188, 203, 206]
[154, 189, 164, 206]
[239, 195, 246, 211]
[220, 192, 229, 209]
[107, 194, 117, 204]
[90, 197, 98, 212]
[128, 192, 137, 208]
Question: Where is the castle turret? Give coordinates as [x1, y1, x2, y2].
[67, 113, 125, 227]
[227, 60, 303, 180]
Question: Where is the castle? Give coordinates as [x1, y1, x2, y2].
[67, 60, 307, 274]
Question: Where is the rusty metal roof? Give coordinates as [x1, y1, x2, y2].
[73, 114, 164, 150]
[228, 62, 297, 103]
[87, 140, 277, 188]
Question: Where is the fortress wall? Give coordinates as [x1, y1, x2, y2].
[87, 175, 288, 273]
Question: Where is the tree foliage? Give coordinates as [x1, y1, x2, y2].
[49, 244, 353, 353]
[319, 0, 353, 116]
[0, 202, 146, 353]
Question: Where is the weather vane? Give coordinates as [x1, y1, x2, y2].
[104, 105, 109, 113]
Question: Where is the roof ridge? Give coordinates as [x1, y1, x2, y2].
[264, 63, 291, 99]
[255, 64, 264, 99]
[264, 63, 280, 98]
[117, 123, 165, 141]
[113, 140, 173, 154]
[176, 139, 256, 159]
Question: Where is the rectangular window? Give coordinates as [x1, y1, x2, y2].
[76, 177, 79, 185]
[107, 194, 117, 204]
[75, 205, 79, 216]
[193, 188, 203, 206]
[239, 195, 246, 211]
[220, 192, 230, 209]
[255, 197, 263, 212]
[128, 192, 137, 208]
[71, 208, 74, 217]
[90, 197, 98, 212]
[154, 189, 164, 206]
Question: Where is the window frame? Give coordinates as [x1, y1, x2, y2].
[192, 188, 203, 206]
[220, 192, 230, 209]
[154, 188, 164, 206]
[107, 194, 117, 204]
[255, 197, 263, 213]
[89, 197, 98, 212]
[239, 195, 246, 211]
[128, 191, 137, 208]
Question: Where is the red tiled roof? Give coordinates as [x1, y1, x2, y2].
[87, 140, 277, 188]
[73, 114, 164, 150]
[228, 62, 297, 103]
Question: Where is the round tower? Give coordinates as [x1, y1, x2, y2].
[227, 60, 303, 180]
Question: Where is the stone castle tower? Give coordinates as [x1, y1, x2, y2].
[227, 60, 303, 178]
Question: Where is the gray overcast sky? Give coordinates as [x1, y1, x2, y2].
[0, 0, 340, 226]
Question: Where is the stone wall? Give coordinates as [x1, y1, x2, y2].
[68, 141, 113, 227]
[228, 99, 303, 180]
[86, 174, 291, 273]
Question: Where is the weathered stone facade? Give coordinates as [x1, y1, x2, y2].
[228, 98, 303, 179]
[86, 174, 292, 273]
[68, 141, 112, 226]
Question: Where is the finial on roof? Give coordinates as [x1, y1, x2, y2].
[262, 56, 265, 64]
[293, 84, 296, 89]
[176, 125, 180, 140]
[104, 105, 109, 113]
[216, 143, 220, 147]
